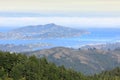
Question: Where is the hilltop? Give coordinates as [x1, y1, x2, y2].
[0, 23, 88, 40]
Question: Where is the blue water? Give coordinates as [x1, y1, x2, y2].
[0, 27, 15, 32]
[0, 28, 120, 48]
[81, 28, 120, 40]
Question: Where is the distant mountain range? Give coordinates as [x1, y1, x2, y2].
[25, 46, 120, 75]
[0, 23, 88, 39]
[0, 43, 53, 53]
[81, 42, 120, 50]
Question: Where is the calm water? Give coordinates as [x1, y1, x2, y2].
[0, 28, 120, 48]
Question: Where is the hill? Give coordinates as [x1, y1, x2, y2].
[0, 23, 88, 39]
[26, 47, 120, 75]
[0, 51, 120, 80]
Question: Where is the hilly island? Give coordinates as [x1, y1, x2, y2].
[0, 23, 88, 40]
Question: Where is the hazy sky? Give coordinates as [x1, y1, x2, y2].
[0, 0, 120, 17]
[0, 0, 120, 28]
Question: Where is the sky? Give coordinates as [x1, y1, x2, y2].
[0, 0, 120, 28]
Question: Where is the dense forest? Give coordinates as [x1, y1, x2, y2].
[0, 51, 120, 80]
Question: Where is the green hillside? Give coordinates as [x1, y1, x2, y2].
[0, 51, 120, 80]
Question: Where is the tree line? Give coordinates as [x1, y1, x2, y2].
[0, 51, 120, 80]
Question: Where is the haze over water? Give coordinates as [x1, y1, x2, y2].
[0, 27, 120, 49]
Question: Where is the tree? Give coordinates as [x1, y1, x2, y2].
[10, 63, 25, 80]
[0, 67, 6, 79]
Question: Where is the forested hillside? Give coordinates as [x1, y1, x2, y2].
[0, 51, 120, 80]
